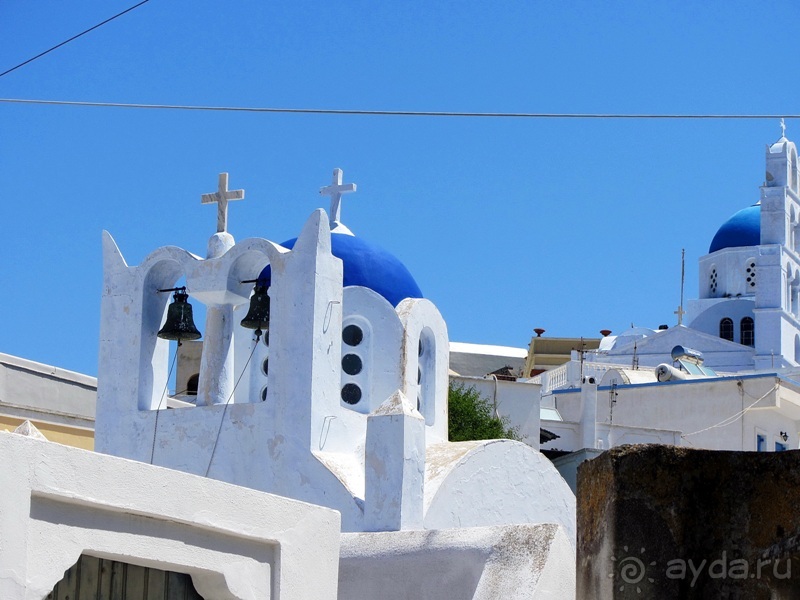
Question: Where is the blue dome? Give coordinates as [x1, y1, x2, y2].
[709, 204, 761, 253]
[259, 234, 423, 307]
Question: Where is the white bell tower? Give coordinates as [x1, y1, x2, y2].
[754, 124, 800, 368]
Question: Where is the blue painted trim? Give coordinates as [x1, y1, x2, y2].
[551, 371, 781, 394]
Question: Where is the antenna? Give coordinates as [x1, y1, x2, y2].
[632, 341, 639, 370]
[674, 248, 686, 325]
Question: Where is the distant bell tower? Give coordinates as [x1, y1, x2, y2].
[761, 120, 800, 246]
[686, 124, 800, 368]
[754, 121, 800, 368]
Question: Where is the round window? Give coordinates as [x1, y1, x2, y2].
[261, 386, 268, 402]
[342, 325, 363, 347]
[341, 383, 362, 405]
[262, 358, 269, 376]
[342, 353, 363, 375]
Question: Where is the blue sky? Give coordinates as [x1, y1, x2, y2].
[1, 1, 798, 376]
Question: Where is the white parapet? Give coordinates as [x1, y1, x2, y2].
[0, 431, 341, 600]
[339, 523, 576, 600]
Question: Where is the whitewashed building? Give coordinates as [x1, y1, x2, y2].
[534, 130, 800, 486]
[85, 170, 577, 598]
[551, 127, 800, 375]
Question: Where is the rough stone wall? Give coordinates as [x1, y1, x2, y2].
[577, 444, 800, 599]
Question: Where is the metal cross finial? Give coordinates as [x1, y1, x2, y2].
[201, 173, 245, 233]
[781, 118, 787, 138]
[320, 168, 356, 225]
[674, 305, 686, 326]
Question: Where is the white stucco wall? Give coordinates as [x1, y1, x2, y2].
[0, 352, 95, 428]
[424, 440, 576, 543]
[550, 374, 800, 452]
[696, 247, 757, 300]
[338, 524, 575, 600]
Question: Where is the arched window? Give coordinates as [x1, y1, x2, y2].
[186, 373, 199, 396]
[794, 220, 800, 253]
[741, 317, 755, 347]
[794, 335, 800, 364]
[719, 318, 734, 342]
[791, 270, 800, 316]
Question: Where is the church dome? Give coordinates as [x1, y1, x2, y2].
[259, 233, 423, 307]
[708, 204, 761, 253]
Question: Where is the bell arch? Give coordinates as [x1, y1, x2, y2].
[790, 269, 800, 317]
[397, 298, 449, 443]
[137, 250, 198, 411]
[225, 242, 283, 405]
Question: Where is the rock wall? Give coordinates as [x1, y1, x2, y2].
[577, 444, 800, 599]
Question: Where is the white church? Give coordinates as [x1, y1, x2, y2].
[1, 169, 576, 599]
[536, 127, 800, 478]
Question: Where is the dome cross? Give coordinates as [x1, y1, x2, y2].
[320, 168, 357, 225]
[781, 118, 787, 139]
[201, 173, 245, 233]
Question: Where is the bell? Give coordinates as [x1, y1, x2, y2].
[241, 284, 271, 333]
[157, 289, 201, 341]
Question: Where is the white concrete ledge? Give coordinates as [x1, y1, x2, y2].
[339, 523, 575, 599]
[0, 432, 341, 600]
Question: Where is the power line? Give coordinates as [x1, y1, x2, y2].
[0, 97, 798, 120]
[0, 1, 151, 79]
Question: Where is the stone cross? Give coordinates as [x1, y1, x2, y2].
[320, 168, 356, 224]
[674, 305, 685, 325]
[781, 118, 787, 138]
[201, 173, 245, 233]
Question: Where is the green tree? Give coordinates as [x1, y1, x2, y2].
[448, 382, 519, 442]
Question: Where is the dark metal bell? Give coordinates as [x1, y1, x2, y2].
[240, 284, 271, 332]
[157, 290, 201, 341]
